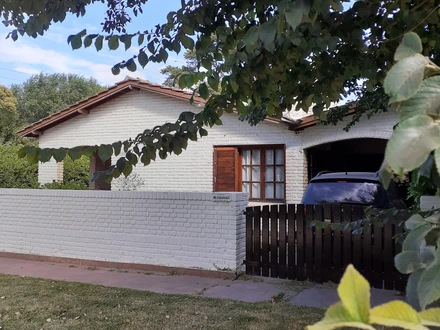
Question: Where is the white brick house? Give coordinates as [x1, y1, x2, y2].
[18, 77, 398, 204]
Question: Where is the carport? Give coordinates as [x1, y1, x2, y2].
[305, 138, 387, 181]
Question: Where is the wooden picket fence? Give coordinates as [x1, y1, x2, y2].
[245, 204, 406, 291]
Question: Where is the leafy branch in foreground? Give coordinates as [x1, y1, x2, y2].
[18, 109, 221, 183]
[308, 265, 440, 330]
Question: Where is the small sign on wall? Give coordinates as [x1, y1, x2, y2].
[213, 194, 232, 202]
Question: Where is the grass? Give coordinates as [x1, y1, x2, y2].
[0, 274, 324, 330]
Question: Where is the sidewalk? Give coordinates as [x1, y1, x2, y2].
[0, 257, 403, 308]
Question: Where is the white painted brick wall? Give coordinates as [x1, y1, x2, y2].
[38, 89, 398, 203]
[0, 189, 248, 271]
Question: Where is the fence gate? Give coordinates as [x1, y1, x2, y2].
[245, 204, 406, 291]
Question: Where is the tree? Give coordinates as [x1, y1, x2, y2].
[2, 0, 440, 182]
[11, 73, 104, 125]
[161, 49, 197, 87]
[0, 85, 18, 142]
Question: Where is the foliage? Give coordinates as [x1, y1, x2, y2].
[0, 85, 18, 142]
[407, 169, 438, 209]
[4, 0, 440, 182]
[161, 49, 197, 87]
[41, 180, 87, 190]
[63, 155, 90, 188]
[0, 142, 38, 189]
[308, 265, 440, 330]
[11, 73, 104, 125]
[114, 172, 145, 191]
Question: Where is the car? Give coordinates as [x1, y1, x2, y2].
[301, 171, 406, 209]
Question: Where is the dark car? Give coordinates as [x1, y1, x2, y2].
[302, 171, 406, 209]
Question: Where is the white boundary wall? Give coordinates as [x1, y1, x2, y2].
[0, 189, 248, 271]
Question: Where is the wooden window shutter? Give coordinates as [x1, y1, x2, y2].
[213, 147, 240, 192]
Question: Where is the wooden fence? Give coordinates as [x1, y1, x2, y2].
[245, 204, 406, 291]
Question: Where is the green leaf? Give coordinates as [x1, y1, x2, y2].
[26, 150, 38, 164]
[337, 265, 370, 323]
[108, 36, 119, 50]
[116, 157, 126, 174]
[83, 146, 97, 158]
[395, 32, 423, 61]
[68, 147, 82, 161]
[208, 75, 219, 90]
[400, 76, 440, 122]
[122, 161, 133, 177]
[17, 146, 27, 158]
[180, 34, 194, 49]
[419, 308, 440, 327]
[242, 26, 259, 47]
[394, 251, 423, 274]
[112, 141, 122, 156]
[418, 155, 433, 180]
[285, 8, 303, 31]
[138, 34, 144, 46]
[123, 35, 132, 50]
[83, 36, 92, 48]
[384, 54, 428, 103]
[98, 144, 113, 163]
[418, 264, 440, 309]
[126, 58, 137, 72]
[52, 148, 67, 162]
[199, 128, 208, 137]
[69, 34, 82, 50]
[199, 83, 209, 99]
[370, 301, 427, 330]
[37, 148, 52, 163]
[405, 214, 427, 230]
[95, 36, 103, 51]
[403, 224, 432, 252]
[385, 115, 440, 173]
[406, 269, 423, 310]
[259, 18, 277, 52]
[307, 302, 374, 330]
[379, 161, 393, 189]
[138, 51, 149, 67]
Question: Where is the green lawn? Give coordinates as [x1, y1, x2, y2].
[0, 274, 324, 330]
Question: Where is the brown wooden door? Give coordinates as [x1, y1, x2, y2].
[213, 147, 240, 192]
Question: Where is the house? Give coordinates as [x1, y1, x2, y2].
[18, 77, 398, 204]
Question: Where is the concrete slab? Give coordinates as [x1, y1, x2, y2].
[0, 257, 403, 308]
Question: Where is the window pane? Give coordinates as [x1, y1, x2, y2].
[276, 184, 284, 199]
[275, 149, 284, 165]
[265, 183, 274, 199]
[265, 166, 274, 181]
[252, 167, 261, 182]
[265, 150, 274, 165]
[252, 150, 260, 165]
[242, 183, 250, 194]
[242, 150, 250, 165]
[275, 166, 284, 181]
[252, 183, 260, 198]
[242, 166, 250, 181]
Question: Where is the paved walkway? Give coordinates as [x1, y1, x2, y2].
[0, 257, 403, 308]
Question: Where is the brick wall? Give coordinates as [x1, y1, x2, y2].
[37, 89, 398, 203]
[0, 189, 248, 271]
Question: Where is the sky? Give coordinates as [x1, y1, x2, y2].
[0, 0, 185, 88]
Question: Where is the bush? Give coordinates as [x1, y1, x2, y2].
[0, 143, 38, 188]
[41, 180, 87, 190]
[63, 155, 89, 188]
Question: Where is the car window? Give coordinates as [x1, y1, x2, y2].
[302, 181, 381, 205]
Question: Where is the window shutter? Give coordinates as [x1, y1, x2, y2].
[213, 147, 240, 192]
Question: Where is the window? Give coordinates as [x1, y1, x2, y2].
[213, 146, 285, 201]
[241, 148, 285, 200]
